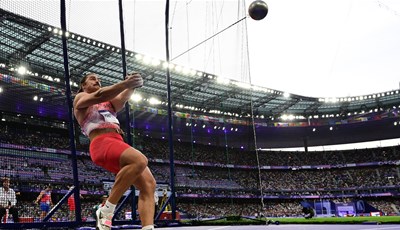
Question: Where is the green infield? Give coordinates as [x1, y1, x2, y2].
[268, 216, 400, 224]
[185, 216, 400, 226]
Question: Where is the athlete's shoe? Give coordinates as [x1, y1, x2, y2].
[95, 208, 113, 230]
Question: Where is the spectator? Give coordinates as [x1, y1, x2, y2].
[0, 177, 19, 223]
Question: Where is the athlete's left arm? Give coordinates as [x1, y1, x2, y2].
[111, 73, 142, 112]
[111, 88, 135, 112]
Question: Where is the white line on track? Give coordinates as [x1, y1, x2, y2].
[206, 226, 231, 230]
[358, 227, 400, 230]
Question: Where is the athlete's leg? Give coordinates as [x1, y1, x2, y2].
[107, 147, 149, 204]
[132, 167, 156, 227]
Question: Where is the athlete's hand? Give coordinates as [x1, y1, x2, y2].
[126, 72, 143, 89]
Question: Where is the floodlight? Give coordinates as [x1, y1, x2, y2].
[142, 56, 152, 65]
[130, 94, 142, 102]
[182, 67, 190, 75]
[135, 54, 143, 60]
[17, 66, 27, 75]
[283, 92, 290, 98]
[174, 65, 182, 72]
[151, 59, 160, 66]
[216, 76, 230, 85]
[149, 98, 161, 105]
[234, 81, 251, 89]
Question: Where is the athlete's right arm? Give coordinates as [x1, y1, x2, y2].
[74, 78, 137, 110]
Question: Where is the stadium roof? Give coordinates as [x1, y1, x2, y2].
[1, 8, 400, 122]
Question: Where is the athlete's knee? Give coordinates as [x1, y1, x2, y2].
[134, 154, 148, 172]
[125, 159, 147, 176]
[121, 149, 148, 170]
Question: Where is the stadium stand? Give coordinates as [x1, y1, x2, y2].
[0, 117, 399, 222]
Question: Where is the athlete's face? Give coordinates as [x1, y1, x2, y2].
[83, 74, 101, 93]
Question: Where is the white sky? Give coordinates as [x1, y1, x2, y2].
[2, 0, 400, 98]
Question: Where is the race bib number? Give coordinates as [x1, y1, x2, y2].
[99, 111, 120, 124]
